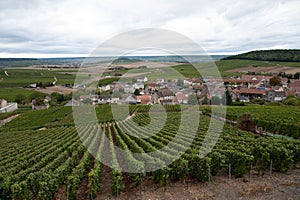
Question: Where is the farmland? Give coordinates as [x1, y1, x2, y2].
[0, 69, 76, 87]
[0, 105, 299, 199]
[0, 57, 300, 199]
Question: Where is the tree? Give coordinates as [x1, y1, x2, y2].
[237, 113, 255, 132]
[269, 76, 281, 86]
[294, 72, 300, 79]
[202, 95, 209, 105]
[15, 94, 26, 104]
[211, 96, 221, 105]
[284, 98, 300, 106]
[187, 94, 198, 105]
[177, 79, 184, 87]
[50, 92, 65, 103]
[134, 89, 140, 96]
[29, 91, 45, 101]
[34, 97, 44, 106]
[222, 90, 232, 105]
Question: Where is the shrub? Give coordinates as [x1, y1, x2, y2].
[237, 113, 255, 132]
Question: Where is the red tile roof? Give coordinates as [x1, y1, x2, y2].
[239, 88, 266, 94]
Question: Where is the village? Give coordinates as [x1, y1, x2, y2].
[78, 74, 300, 105]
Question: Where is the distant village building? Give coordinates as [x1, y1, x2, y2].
[79, 94, 119, 104]
[124, 84, 135, 93]
[266, 87, 286, 102]
[136, 77, 148, 83]
[27, 83, 37, 88]
[133, 82, 144, 90]
[136, 95, 152, 105]
[239, 88, 266, 102]
[0, 99, 18, 113]
[31, 98, 50, 110]
[121, 94, 136, 104]
[184, 78, 202, 86]
[157, 88, 175, 105]
[156, 78, 165, 84]
[146, 83, 159, 93]
[176, 92, 189, 104]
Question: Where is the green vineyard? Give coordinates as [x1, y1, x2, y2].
[200, 105, 300, 139]
[0, 105, 299, 199]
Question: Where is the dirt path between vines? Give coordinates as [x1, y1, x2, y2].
[0, 114, 20, 127]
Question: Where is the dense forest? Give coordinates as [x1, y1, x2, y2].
[222, 49, 300, 62]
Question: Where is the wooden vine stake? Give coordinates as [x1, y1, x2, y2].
[208, 165, 211, 183]
[270, 159, 273, 177]
[228, 164, 231, 180]
[249, 163, 253, 181]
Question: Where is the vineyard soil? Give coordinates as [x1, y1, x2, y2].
[53, 168, 300, 200]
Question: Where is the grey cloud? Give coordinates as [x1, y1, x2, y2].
[0, 0, 299, 57]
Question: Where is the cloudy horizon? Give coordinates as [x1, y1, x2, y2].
[0, 0, 299, 58]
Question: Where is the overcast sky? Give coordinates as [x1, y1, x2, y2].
[0, 0, 299, 58]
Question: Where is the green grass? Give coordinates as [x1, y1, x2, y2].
[0, 69, 75, 87]
[0, 87, 45, 102]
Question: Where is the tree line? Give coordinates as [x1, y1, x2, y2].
[222, 49, 300, 62]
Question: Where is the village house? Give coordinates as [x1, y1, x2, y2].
[136, 95, 152, 105]
[136, 77, 148, 83]
[99, 84, 114, 92]
[239, 88, 266, 102]
[157, 88, 175, 105]
[192, 85, 204, 95]
[97, 95, 119, 104]
[184, 78, 202, 86]
[120, 94, 136, 104]
[133, 82, 145, 90]
[79, 94, 119, 104]
[27, 83, 37, 88]
[124, 84, 135, 93]
[31, 99, 49, 110]
[156, 78, 165, 84]
[266, 87, 286, 102]
[175, 92, 189, 104]
[288, 79, 300, 97]
[228, 88, 240, 102]
[145, 82, 159, 93]
[0, 99, 18, 113]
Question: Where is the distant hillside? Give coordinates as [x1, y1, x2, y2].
[112, 57, 141, 64]
[222, 49, 300, 62]
[0, 58, 38, 61]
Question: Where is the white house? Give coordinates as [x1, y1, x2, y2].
[0, 99, 18, 113]
[134, 83, 144, 90]
[137, 77, 148, 83]
[124, 84, 135, 93]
